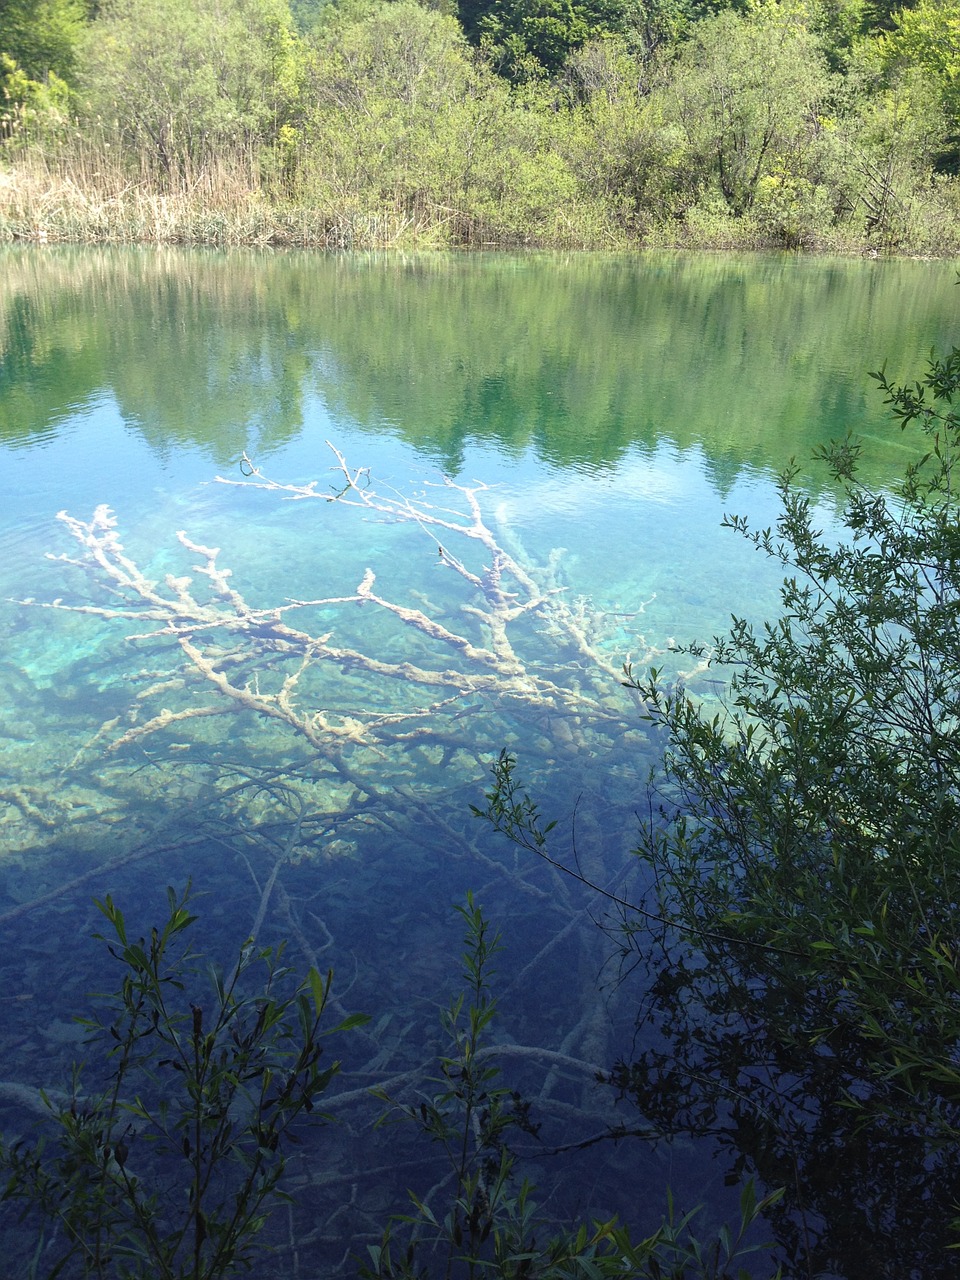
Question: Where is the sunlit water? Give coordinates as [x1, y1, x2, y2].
[0, 247, 956, 1277]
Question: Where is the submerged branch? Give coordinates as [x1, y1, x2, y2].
[25, 445, 651, 778]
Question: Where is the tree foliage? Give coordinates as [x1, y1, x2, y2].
[607, 348, 960, 1271]
[876, 0, 960, 168]
[477, 344, 960, 1273]
[0, 0, 86, 131]
[666, 5, 830, 215]
[2, 0, 960, 249]
[476, 0, 646, 81]
[0, 0, 88, 83]
[0, 885, 366, 1279]
[297, 0, 599, 244]
[880, 0, 960, 115]
[78, 0, 304, 180]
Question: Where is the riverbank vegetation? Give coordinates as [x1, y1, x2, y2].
[1, 0, 959, 252]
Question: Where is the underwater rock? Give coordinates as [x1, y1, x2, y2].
[548, 715, 580, 755]
[323, 838, 357, 860]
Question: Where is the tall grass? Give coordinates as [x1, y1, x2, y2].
[3, 122, 959, 254]
[0, 138, 307, 247]
[0, 124, 627, 250]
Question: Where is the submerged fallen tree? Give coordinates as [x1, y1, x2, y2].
[4, 445, 681, 999]
[0, 444, 728, 1279]
[11, 441, 675, 866]
[43, 442, 644, 758]
[35, 445, 655, 752]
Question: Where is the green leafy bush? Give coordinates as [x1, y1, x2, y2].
[0, 884, 366, 1280]
[476, 345, 960, 1274]
[366, 894, 783, 1280]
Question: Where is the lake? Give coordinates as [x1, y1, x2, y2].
[0, 246, 956, 1278]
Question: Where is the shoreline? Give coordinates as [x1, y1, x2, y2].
[2, 167, 957, 259]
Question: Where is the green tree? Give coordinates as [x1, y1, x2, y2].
[0, 885, 365, 1278]
[479, 0, 620, 78]
[0, 0, 87, 83]
[461, 0, 703, 70]
[78, 0, 305, 181]
[876, 0, 960, 168]
[299, 0, 596, 245]
[807, 0, 872, 69]
[611, 346, 960, 1272]
[558, 37, 694, 234]
[880, 0, 960, 110]
[301, 0, 486, 222]
[665, 4, 831, 215]
[0, 0, 86, 131]
[626, 348, 960, 1264]
[841, 55, 948, 244]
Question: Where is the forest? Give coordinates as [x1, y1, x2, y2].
[0, 0, 959, 251]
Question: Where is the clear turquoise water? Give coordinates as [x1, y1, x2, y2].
[0, 246, 957, 1277]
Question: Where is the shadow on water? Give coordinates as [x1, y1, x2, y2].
[0, 764, 687, 1276]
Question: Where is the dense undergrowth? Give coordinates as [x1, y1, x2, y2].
[2, 0, 960, 253]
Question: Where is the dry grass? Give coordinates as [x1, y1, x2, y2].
[4, 137, 957, 255]
[0, 131, 633, 251]
[0, 144, 592, 250]
[0, 143, 406, 248]
[0, 147, 309, 246]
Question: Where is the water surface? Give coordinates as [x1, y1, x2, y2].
[0, 247, 956, 1277]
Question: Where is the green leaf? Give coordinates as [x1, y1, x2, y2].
[307, 966, 327, 1017]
